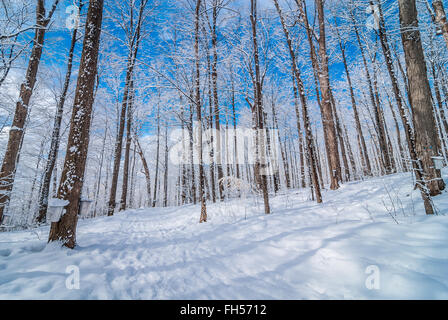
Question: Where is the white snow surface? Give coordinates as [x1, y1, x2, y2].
[1, 170, 448, 299]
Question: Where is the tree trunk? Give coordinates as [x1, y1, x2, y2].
[93, 117, 108, 217]
[119, 80, 134, 211]
[230, 69, 241, 180]
[399, 0, 445, 198]
[431, 63, 448, 159]
[275, 0, 322, 202]
[48, 0, 104, 247]
[433, 0, 448, 49]
[250, 0, 270, 213]
[205, 46, 216, 203]
[0, 0, 59, 223]
[195, 0, 208, 223]
[188, 102, 197, 204]
[211, 8, 224, 201]
[107, 1, 145, 216]
[152, 100, 161, 207]
[134, 136, 151, 207]
[163, 126, 169, 207]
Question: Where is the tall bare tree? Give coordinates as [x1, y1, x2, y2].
[399, 0, 445, 200]
[48, 0, 104, 248]
[0, 0, 59, 223]
[107, 0, 147, 216]
[249, 0, 270, 213]
[195, 0, 208, 223]
[273, 0, 322, 203]
[433, 0, 448, 48]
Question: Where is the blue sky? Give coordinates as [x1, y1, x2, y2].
[26, 0, 403, 138]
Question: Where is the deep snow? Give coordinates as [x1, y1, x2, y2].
[1, 170, 448, 299]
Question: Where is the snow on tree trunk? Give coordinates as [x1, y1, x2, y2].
[399, 0, 445, 198]
[433, 0, 448, 49]
[0, 0, 59, 224]
[48, 0, 104, 248]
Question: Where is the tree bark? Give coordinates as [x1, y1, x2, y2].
[0, 0, 60, 223]
[48, 0, 104, 247]
[152, 99, 161, 207]
[134, 136, 152, 207]
[399, 0, 445, 199]
[195, 0, 208, 223]
[433, 0, 448, 49]
[163, 126, 169, 207]
[250, 0, 270, 213]
[119, 80, 134, 211]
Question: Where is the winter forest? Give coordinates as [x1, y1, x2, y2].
[1, 0, 448, 300]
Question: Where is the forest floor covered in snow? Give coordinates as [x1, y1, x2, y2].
[1, 170, 448, 299]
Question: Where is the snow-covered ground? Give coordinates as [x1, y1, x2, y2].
[1, 170, 448, 299]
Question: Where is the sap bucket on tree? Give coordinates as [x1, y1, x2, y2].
[47, 198, 69, 223]
[432, 156, 445, 170]
[79, 199, 93, 218]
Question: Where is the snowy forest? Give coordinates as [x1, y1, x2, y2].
[0, 0, 448, 300]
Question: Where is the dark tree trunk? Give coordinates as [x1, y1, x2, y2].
[48, 0, 104, 247]
[399, 0, 445, 199]
[163, 126, 169, 207]
[134, 136, 151, 207]
[0, 0, 60, 223]
[152, 100, 161, 207]
[433, 0, 448, 49]
[119, 80, 135, 211]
